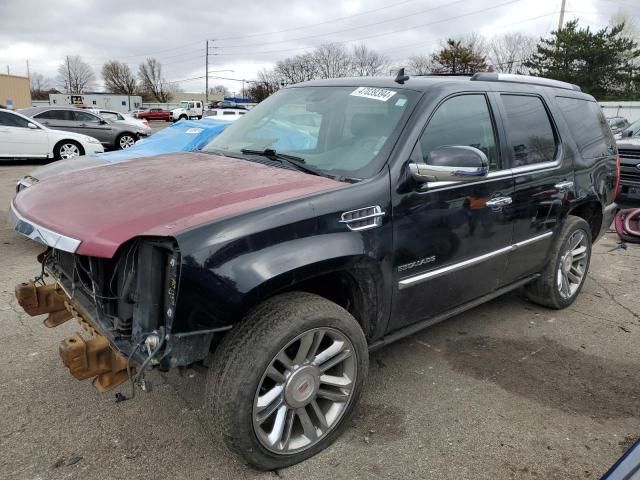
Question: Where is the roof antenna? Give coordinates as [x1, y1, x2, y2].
[394, 67, 410, 84]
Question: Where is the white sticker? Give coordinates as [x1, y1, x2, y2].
[185, 128, 203, 134]
[395, 98, 407, 107]
[350, 87, 396, 102]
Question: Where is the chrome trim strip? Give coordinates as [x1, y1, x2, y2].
[398, 231, 553, 289]
[9, 201, 81, 253]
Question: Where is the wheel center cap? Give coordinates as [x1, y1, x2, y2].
[284, 366, 319, 408]
[562, 254, 573, 274]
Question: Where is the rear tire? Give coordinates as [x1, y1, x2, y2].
[525, 216, 592, 309]
[54, 140, 84, 160]
[206, 292, 368, 470]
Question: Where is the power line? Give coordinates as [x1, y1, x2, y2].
[215, 0, 528, 56]
[217, 0, 471, 49]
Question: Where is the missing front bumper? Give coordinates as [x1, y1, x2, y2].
[15, 280, 131, 392]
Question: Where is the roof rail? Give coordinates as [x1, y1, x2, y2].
[470, 73, 581, 92]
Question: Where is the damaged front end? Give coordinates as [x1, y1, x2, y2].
[15, 239, 216, 393]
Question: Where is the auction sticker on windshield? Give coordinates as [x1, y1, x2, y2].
[350, 87, 397, 102]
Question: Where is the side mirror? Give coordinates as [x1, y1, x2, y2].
[99, 119, 108, 125]
[27, 122, 38, 129]
[409, 146, 489, 183]
[623, 130, 633, 138]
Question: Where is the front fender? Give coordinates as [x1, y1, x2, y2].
[174, 232, 388, 334]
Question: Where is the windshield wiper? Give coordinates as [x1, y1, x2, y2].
[240, 148, 324, 177]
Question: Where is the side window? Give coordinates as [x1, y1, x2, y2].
[188, 102, 195, 109]
[223, 111, 235, 116]
[0, 111, 30, 128]
[73, 111, 100, 122]
[34, 110, 73, 121]
[500, 94, 557, 166]
[556, 97, 614, 158]
[418, 94, 499, 170]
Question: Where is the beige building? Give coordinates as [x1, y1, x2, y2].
[0, 74, 31, 109]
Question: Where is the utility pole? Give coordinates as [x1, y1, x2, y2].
[242, 79, 245, 100]
[66, 56, 72, 95]
[6, 65, 9, 75]
[205, 40, 209, 106]
[26, 60, 30, 79]
[558, 0, 567, 31]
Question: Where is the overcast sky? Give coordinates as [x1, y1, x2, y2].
[0, 0, 632, 94]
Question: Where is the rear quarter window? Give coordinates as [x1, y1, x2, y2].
[556, 96, 615, 159]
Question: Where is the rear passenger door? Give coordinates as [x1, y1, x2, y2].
[494, 92, 574, 283]
[33, 109, 76, 131]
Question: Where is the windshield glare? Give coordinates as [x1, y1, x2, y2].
[203, 85, 418, 179]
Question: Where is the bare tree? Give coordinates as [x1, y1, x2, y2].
[209, 84, 230, 98]
[351, 44, 389, 76]
[609, 10, 640, 67]
[29, 72, 52, 100]
[56, 55, 95, 94]
[407, 54, 432, 75]
[313, 44, 352, 79]
[102, 60, 137, 94]
[488, 32, 537, 73]
[138, 58, 172, 102]
[276, 53, 318, 85]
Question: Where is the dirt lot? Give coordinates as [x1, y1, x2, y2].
[1, 162, 639, 480]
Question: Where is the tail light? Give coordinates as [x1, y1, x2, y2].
[614, 153, 621, 200]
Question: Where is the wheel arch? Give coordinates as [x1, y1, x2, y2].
[567, 200, 603, 240]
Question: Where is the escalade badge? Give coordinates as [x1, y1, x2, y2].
[398, 256, 436, 272]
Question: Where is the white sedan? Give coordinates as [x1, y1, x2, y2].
[0, 108, 104, 160]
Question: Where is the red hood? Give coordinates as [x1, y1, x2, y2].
[14, 153, 345, 258]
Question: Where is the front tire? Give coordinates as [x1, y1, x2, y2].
[206, 292, 368, 470]
[54, 140, 84, 160]
[116, 133, 136, 150]
[526, 215, 592, 309]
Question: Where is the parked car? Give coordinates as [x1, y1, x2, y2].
[0, 108, 103, 160]
[616, 136, 640, 204]
[608, 116, 631, 135]
[135, 108, 172, 122]
[615, 118, 640, 139]
[10, 73, 618, 470]
[203, 108, 247, 121]
[171, 100, 204, 121]
[209, 100, 248, 110]
[90, 108, 152, 137]
[19, 106, 142, 150]
[14, 119, 232, 192]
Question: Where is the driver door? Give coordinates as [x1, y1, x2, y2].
[389, 93, 516, 331]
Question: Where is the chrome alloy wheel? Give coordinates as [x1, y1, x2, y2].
[59, 143, 80, 159]
[252, 327, 357, 454]
[119, 134, 135, 149]
[557, 229, 588, 299]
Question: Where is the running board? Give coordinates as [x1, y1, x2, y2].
[368, 274, 540, 352]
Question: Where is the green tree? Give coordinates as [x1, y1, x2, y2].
[430, 39, 488, 74]
[524, 19, 640, 100]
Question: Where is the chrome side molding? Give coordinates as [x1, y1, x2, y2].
[398, 231, 553, 289]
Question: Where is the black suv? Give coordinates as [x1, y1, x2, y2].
[617, 136, 640, 204]
[11, 73, 618, 470]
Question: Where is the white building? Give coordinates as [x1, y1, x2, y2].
[48, 93, 143, 113]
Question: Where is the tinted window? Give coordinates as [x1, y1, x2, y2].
[557, 97, 614, 159]
[0, 111, 30, 128]
[223, 111, 235, 116]
[501, 95, 557, 166]
[34, 109, 73, 121]
[418, 94, 499, 170]
[73, 111, 100, 122]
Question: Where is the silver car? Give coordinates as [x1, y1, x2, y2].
[91, 108, 152, 138]
[19, 106, 143, 150]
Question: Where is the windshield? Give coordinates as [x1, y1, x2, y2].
[203, 85, 419, 179]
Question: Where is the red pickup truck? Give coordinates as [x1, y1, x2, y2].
[135, 108, 171, 122]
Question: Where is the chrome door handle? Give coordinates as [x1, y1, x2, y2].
[555, 181, 574, 192]
[486, 196, 513, 208]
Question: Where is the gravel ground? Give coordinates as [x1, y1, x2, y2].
[0, 161, 638, 480]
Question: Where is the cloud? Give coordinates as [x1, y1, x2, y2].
[0, 0, 616, 93]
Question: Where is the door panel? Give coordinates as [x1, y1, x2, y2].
[493, 93, 574, 283]
[72, 111, 113, 143]
[389, 93, 515, 332]
[0, 111, 49, 157]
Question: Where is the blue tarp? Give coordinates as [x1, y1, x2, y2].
[91, 119, 231, 163]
